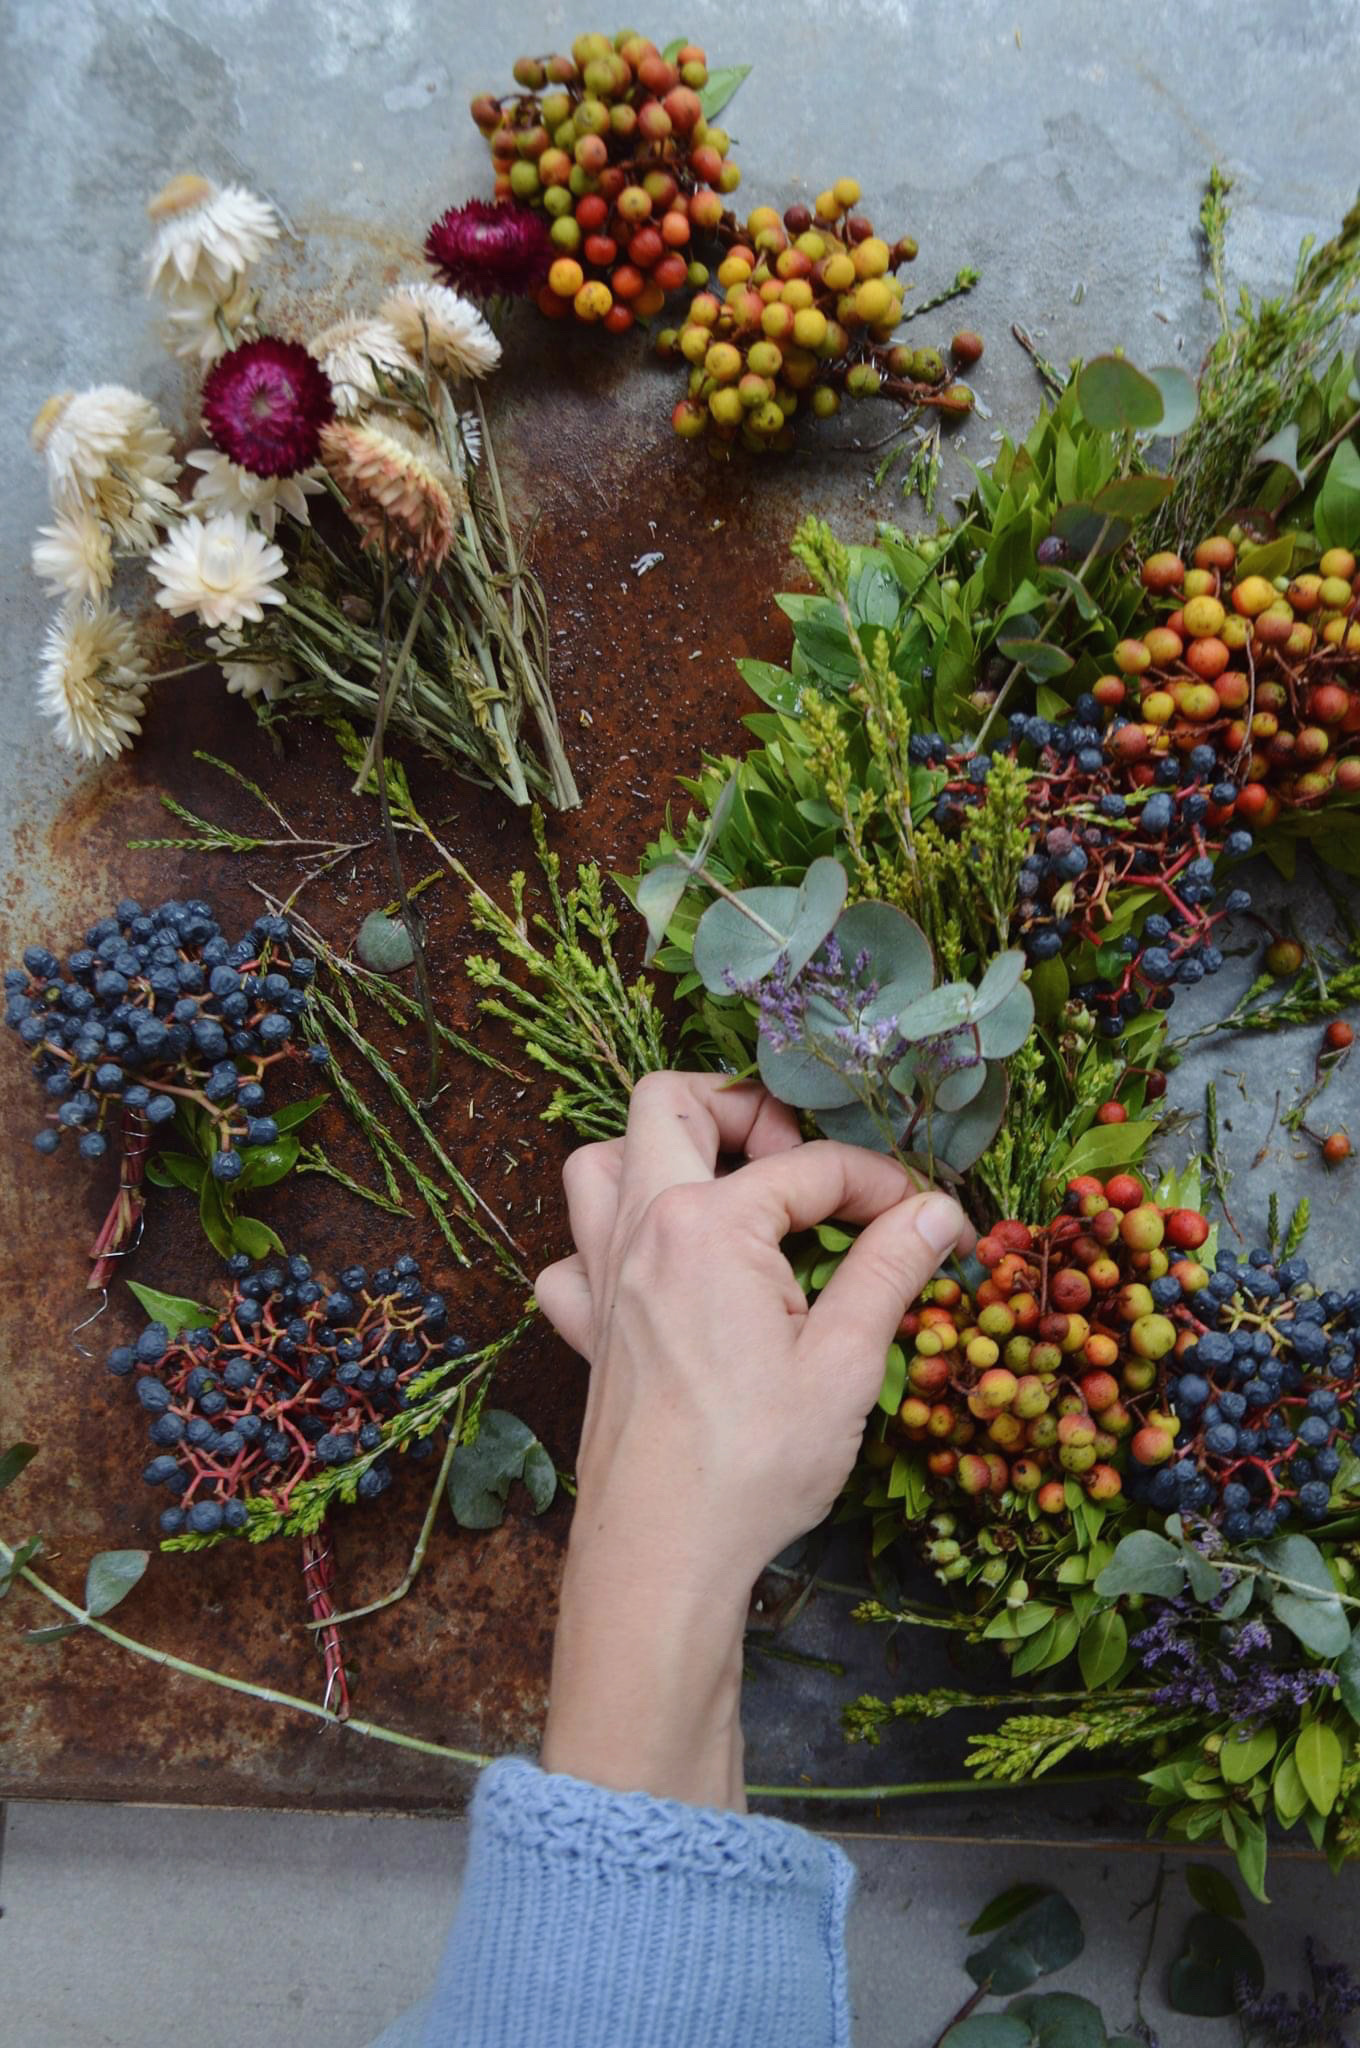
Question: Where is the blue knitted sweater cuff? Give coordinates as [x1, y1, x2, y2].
[422, 1757, 854, 2048]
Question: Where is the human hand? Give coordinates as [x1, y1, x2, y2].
[535, 1071, 972, 1806]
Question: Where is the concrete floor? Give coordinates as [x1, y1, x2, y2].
[5, 0, 1360, 2041]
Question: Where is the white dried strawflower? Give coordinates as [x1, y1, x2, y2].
[158, 273, 260, 364]
[185, 449, 323, 537]
[206, 631, 296, 701]
[145, 174, 279, 296]
[31, 507, 114, 604]
[379, 282, 501, 381]
[307, 313, 417, 416]
[31, 386, 180, 551]
[37, 605, 150, 760]
[320, 417, 463, 573]
[149, 513, 287, 632]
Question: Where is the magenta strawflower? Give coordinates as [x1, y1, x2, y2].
[201, 337, 335, 478]
[424, 199, 551, 299]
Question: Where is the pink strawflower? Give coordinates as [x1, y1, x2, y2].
[425, 199, 551, 299]
[201, 337, 335, 478]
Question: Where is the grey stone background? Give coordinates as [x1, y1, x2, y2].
[3, 0, 1360, 2041]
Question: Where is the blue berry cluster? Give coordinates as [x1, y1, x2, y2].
[1135, 1250, 1359, 1537]
[4, 899, 327, 1171]
[109, 1254, 467, 1540]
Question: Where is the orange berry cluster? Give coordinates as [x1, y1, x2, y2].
[470, 30, 735, 335]
[1098, 536, 1360, 817]
[659, 185, 977, 453]
[887, 1182, 1211, 1520]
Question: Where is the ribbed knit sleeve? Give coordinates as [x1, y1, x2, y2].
[420, 1758, 854, 2048]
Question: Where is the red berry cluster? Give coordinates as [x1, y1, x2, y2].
[877, 1186, 1211, 1522]
[470, 30, 735, 334]
[1098, 536, 1360, 817]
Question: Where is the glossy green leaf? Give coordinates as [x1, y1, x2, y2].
[1315, 437, 1360, 553]
[1296, 1719, 1344, 1815]
[230, 1213, 282, 1260]
[357, 910, 415, 973]
[1273, 1749, 1309, 1827]
[448, 1411, 555, 1529]
[1007, 1991, 1106, 2048]
[1078, 1607, 1127, 1689]
[1219, 1722, 1276, 1785]
[271, 1091, 328, 1134]
[146, 1151, 205, 1193]
[1168, 1912, 1264, 2017]
[236, 1137, 300, 1191]
[965, 1888, 1084, 1994]
[1037, 564, 1099, 621]
[84, 1549, 149, 1618]
[1258, 1534, 1351, 1656]
[697, 63, 750, 119]
[1078, 355, 1164, 431]
[1146, 365, 1198, 435]
[995, 636, 1074, 681]
[198, 1172, 233, 1260]
[0, 1443, 38, 1497]
[877, 1343, 906, 1416]
[1094, 1531, 1186, 1600]
[1091, 473, 1174, 518]
[125, 1283, 215, 1339]
[1225, 1810, 1269, 1904]
[736, 658, 803, 713]
[1186, 1864, 1243, 1919]
[1058, 1120, 1159, 1181]
[967, 1882, 1049, 1936]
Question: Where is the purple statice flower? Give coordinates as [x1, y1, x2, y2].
[739, 936, 894, 1074]
[1238, 1941, 1360, 2047]
[1133, 1601, 1338, 1724]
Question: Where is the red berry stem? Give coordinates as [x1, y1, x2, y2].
[87, 1106, 152, 1292]
[302, 1524, 351, 1720]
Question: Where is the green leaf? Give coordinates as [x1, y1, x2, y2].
[967, 1882, 1049, 1936]
[877, 1343, 907, 1416]
[692, 857, 847, 992]
[941, 2020, 1034, 2048]
[356, 910, 415, 973]
[1186, 1864, 1243, 1919]
[965, 1889, 1084, 1995]
[756, 1028, 860, 1111]
[1007, 1991, 1106, 2048]
[1258, 1534, 1351, 1656]
[1145, 366, 1198, 435]
[1315, 437, 1360, 553]
[0, 1443, 38, 1497]
[736, 658, 802, 713]
[1168, 1912, 1264, 2017]
[270, 1091, 329, 1135]
[0, 1535, 43, 1600]
[447, 1411, 555, 1529]
[1236, 534, 1296, 583]
[1078, 1608, 1127, 1689]
[1091, 473, 1174, 518]
[1219, 1722, 1276, 1785]
[928, 1061, 1008, 1173]
[1295, 1719, 1344, 1815]
[976, 982, 1034, 1059]
[661, 36, 686, 60]
[637, 862, 693, 965]
[1077, 355, 1164, 431]
[229, 1214, 282, 1259]
[697, 63, 750, 119]
[995, 635, 1074, 681]
[1337, 1622, 1360, 1726]
[125, 1282, 215, 1339]
[1273, 1748, 1309, 1827]
[837, 902, 934, 1012]
[1252, 422, 1305, 487]
[198, 1172, 233, 1260]
[83, 1549, 149, 1617]
[1036, 565, 1099, 620]
[236, 1137, 300, 1191]
[25, 1622, 82, 1644]
[1051, 502, 1130, 557]
[146, 1151, 206, 1193]
[1094, 1531, 1185, 1600]
[1225, 1810, 1270, 1905]
[1058, 1120, 1159, 1181]
[933, 1058, 987, 1114]
[898, 983, 976, 1038]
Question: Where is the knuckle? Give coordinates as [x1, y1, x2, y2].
[638, 1181, 709, 1249]
[562, 1141, 612, 1197]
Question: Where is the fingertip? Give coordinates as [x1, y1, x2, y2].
[911, 1189, 974, 1259]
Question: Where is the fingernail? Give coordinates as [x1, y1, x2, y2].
[916, 1192, 963, 1257]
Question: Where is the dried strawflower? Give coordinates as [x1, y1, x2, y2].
[206, 631, 296, 701]
[31, 507, 114, 603]
[37, 605, 150, 760]
[185, 449, 323, 538]
[425, 199, 551, 299]
[158, 273, 261, 364]
[379, 282, 502, 380]
[30, 386, 180, 551]
[149, 513, 287, 631]
[201, 336, 335, 477]
[145, 174, 279, 296]
[320, 417, 462, 572]
[307, 314, 416, 417]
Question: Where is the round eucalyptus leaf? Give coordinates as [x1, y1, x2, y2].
[785, 856, 849, 978]
[1147, 364, 1198, 436]
[815, 1097, 899, 1153]
[977, 981, 1035, 1058]
[929, 1061, 1008, 1172]
[1007, 1991, 1106, 2048]
[833, 901, 933, 1008]
[1168, 1912, 1264, 2017]
[1077, 354, 1164, 431]
[897, 982, 975, 1039]
[757, 1030, 860, 1112]
[692, 885, 800, 992]
[934, 1058, 987, 1114]
[635, 862, 692, 965]
[972, 949, 1027, 1017]
[887, 1048, 920, 1098]
[357, 910, 416, 974]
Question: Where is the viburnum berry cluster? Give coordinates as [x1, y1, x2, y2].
[914, 714, 1253, 1033]
[1095, 535, 1360, 817]
[468, 30, 735, 333]
[884, 1183, 1215, 1522]
[108, 1253, 461, 1540]
[660, 187, 976, 453]
[4, 899, 325, 1173]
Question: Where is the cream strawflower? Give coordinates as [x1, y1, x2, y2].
[185, 448, 323, 537]
[320, 417, 463, 573]
[37, 604, 150, 760]
[307, 314, 417, 416]
[158, 273, 260, 364]
[149, 513, 287, 631]
[31, 507, 114, 603]
[31, 386, 180, 550]
[206, 631, 296, 701]
[145, 174, 279, 296]
[379, 282, 502, 381]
